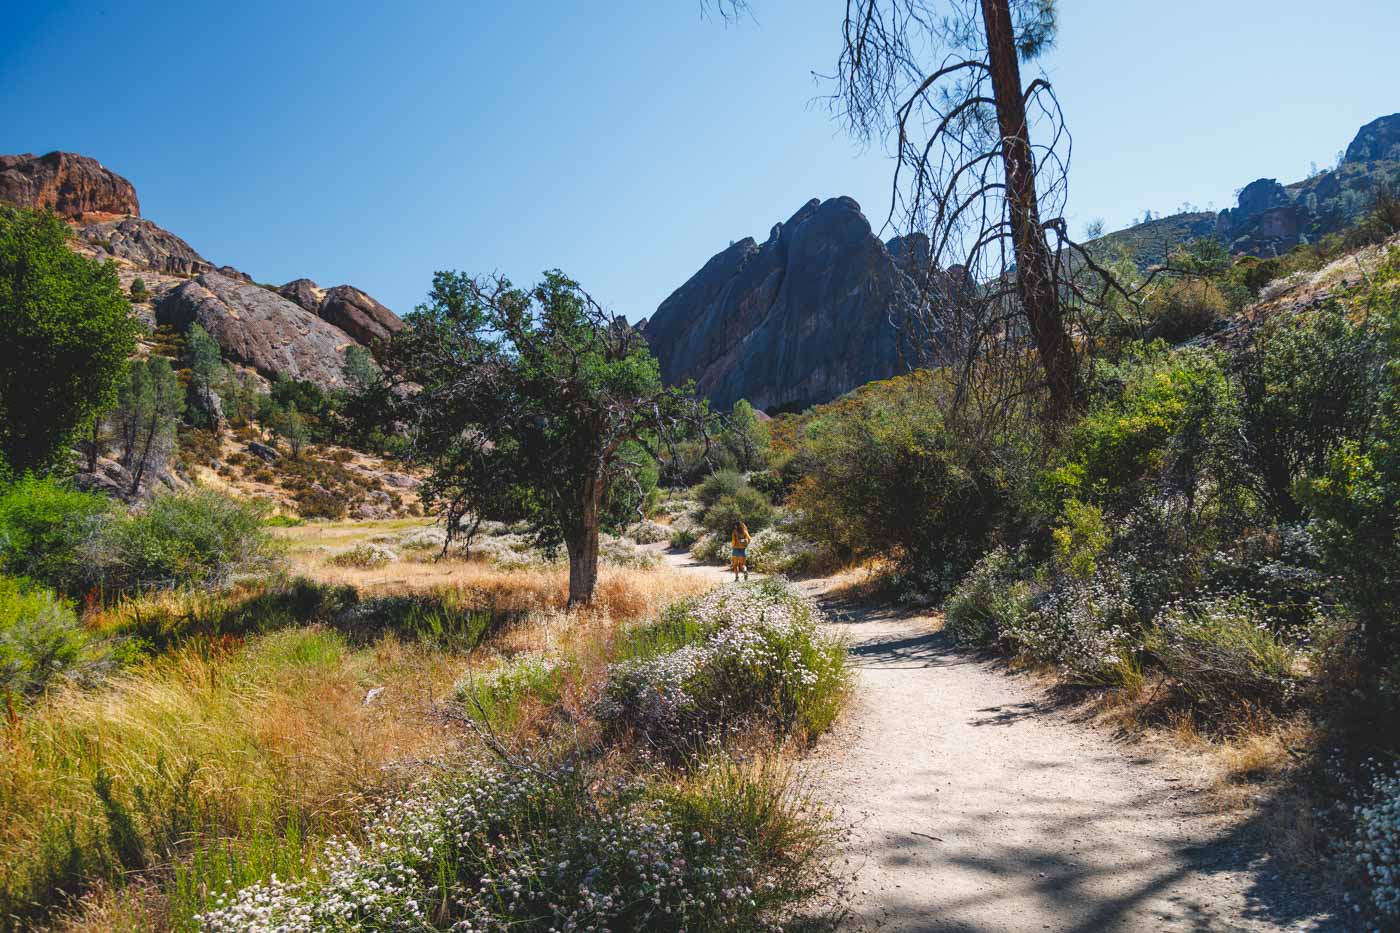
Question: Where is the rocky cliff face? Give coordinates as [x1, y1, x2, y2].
[0, 152, 140, 221]
[644, 196, 925, 412]
[156, 273, 356, 390]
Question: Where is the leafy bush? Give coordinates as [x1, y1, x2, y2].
[0, 575, 96, 700]
[1002, 567, 1138, 683]
[701, 487, 774, 537]
[788, 387, 1005, 590]
[0, 205, 138, 473]
[696, 469, 746, 508]
[326, 542, 396, 569]
[944, 548, 1035, 648]
[201, 762, 818, 932]
[1143, 278, 1228, 344]
[744, 527, 839, 577]
[601, 579, 849, 752]
[85, 489, 282, 592]
[669, 526, 699, 550]
[1146, 595, 1298, 722]
[0, 475, 111, 591]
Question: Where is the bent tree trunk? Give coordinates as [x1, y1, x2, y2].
[981, 0, 1078, 419]
[564, 477, 603, 608]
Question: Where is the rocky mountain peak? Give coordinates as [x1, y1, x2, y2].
[1344, 113, 1400, 164]
[644, 195, 927, 412]
[0, 151, 140, 221]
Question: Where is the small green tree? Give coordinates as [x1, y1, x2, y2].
[381, 270, 708, 605]
[0, 205, 137, 474]
[721, 399, 770, 472]
[113, 357, 184, 495]
[184, 322, 225, 432]
[273, 402, 309, 458]
[129, 277, 149, 301]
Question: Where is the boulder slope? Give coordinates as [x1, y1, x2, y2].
[0, 152, 139, 221]
[156, 273, 355, 390]
[643, 196, 924, 412]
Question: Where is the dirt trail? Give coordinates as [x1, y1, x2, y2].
[658, 551, 1340, 931]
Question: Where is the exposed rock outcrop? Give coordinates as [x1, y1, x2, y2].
[644, 196, 924, 412]
[0, 152, 139, 221]
[76, 217, 215, 276]
[278, 277, 325, 314]
[317, 284, 404, 346]
[1344, 113, 1400, 164]
[156, 272, 354, 390]
[1216, 178, 1307, 256]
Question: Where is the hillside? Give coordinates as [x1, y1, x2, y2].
[1091, 113, 1400, 267]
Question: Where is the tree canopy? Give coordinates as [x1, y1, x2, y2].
[0, 205, 138, 475]
[379, 269, 709, 605]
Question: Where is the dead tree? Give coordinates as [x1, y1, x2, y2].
[836, 0, 1135, 423]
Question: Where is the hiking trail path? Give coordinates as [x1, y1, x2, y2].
[659, 549, 1341, 932]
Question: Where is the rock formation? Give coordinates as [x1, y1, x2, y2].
[278, 279, 404, 346]
[278, 278, 325, 314]
[76, 217, 215, 277]
[1344, 113, 1400, 164]
[0, 152, 140, 221]
[317, 284, 404, 346]
[156, 272, 355, 390]
[644, 196, 925, 412]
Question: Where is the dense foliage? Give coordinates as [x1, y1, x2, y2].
[0, 205, 138, 474]
[376, 270, 707, 605]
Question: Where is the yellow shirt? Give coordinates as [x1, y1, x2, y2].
[731, 527, 750, 549]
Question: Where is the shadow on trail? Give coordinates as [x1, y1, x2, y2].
[809, 589, 1345, 931]
[843, 784, 1345, 932]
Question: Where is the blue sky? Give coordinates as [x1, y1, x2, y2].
[3, 1, 1397, 321]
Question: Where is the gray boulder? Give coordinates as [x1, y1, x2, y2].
[156, 272, 354, 390]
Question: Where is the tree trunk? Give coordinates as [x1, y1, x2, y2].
[981, 0, 1077, 419]
[565, 478, 603, 608]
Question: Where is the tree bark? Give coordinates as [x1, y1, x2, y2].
[565, 477, 603, 608]
[981, 0, 1077, 418]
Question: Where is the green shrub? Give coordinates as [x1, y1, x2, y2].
[85, 490, 282, 592]
[1001, 567, 1139, 684]
[944, 548, 1035, 648]
[1147, 595, 1298, 722]
[701, 487, 774, 536]
[1143, 278, 1228, 344]
[454, 654, 566, 733]
[601, 580, 850, 752]
[790, 393, 1001, 589]
[0, 575, 96, 700]
[668, 526, 698, 550]
[0, 476, 111, 591]
[326, 542, 396, 569]
[697, 469, 745, 508]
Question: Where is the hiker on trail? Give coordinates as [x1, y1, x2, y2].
[730, 520, 750, 581]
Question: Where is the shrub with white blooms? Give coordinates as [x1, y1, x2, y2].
[601, 579, 848, 750]
[1351, 764, 1400, 922]
[200, 765, 785, 932]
